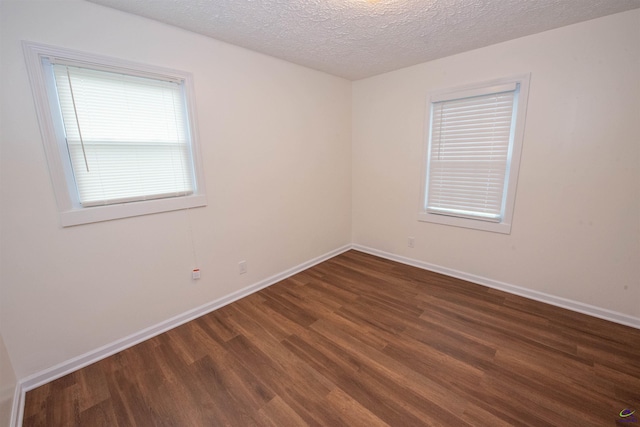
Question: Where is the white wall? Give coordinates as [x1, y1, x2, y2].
[353, 10, 640, 319]
[0, 0, 352, 379]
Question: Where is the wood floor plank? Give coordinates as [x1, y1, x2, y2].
[78, 399, 119, 427]
[256, 396, 309, 427]
[23, 250, 640, 426]
[324, 387, 392, 427]
[309, 318, 476, 426]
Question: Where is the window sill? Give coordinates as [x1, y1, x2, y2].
[60, 194, 207, 227]
[417, 211, 512, 234]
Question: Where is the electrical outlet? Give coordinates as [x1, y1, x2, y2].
[239, 260, 247, 275]
[408, 237, 415, 248]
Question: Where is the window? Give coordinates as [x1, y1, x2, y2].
[23, 42, 206, 226]
[419, 75, 530, 234]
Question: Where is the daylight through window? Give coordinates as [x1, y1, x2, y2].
[23, 42, 207, 226]
[50, 63, 195, 206]
[420, 75, 530, 234]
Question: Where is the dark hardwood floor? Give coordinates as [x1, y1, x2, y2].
[23, 250, 640, 426]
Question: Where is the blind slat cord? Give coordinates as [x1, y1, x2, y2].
[66, 66, 90, 173]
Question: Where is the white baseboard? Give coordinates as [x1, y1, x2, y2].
[11, 244, 351, 426]
[11, 243, 639, 426]
[352, 244, 640, 330]
[9, 384, 22, 427]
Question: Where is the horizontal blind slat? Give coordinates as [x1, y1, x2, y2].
[54, 64, 195, 206]
[427, 86, 517, 220]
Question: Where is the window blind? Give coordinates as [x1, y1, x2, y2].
[426, 86, 519, 221]
[51, 63, 195, 206]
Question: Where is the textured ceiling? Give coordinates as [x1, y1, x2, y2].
[87, 0, 640, 80]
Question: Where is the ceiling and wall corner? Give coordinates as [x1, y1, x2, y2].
[86, 0, 640, 80]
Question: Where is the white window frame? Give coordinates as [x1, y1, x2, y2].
[418, 74, 530, 234]
[23, 41, 207, 227]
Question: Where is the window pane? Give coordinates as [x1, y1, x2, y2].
[52, 64, 194, 205]
[426, 89, 517, 221]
